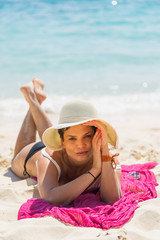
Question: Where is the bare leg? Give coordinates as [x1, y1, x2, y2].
[13, 110, 36, 158]
[13, 79, 47, 157]
[11, 78, 52, 178]
[21, 78, 52, 139]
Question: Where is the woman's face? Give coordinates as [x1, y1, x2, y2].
[62, 124, 94, 165]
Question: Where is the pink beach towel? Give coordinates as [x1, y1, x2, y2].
[18, 162, 158, 229]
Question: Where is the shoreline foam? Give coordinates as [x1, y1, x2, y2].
[1, 91, 160, 116]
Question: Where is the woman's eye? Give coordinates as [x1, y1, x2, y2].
[69, 137, 76, 141]
[85, 135, 92, 139]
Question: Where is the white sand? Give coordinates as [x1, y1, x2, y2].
[0, 109, 160, 240]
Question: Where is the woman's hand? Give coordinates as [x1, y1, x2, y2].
[91, 128, 102, 174]
[84, 120, 110, 155]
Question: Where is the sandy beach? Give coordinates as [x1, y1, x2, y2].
[1, 0, 160, 238]
[0, 106, 160, 240]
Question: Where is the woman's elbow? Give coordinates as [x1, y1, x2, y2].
[39, 189, 70, 206]
[39, 189, 55, 204]
[101, 191, 122, 205]
[110, 194, 122, 205]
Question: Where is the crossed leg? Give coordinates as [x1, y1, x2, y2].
[11, 78, 52, 178]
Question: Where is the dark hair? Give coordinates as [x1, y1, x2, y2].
[58, 127, 70, 141]
[58, 126, 97, 141]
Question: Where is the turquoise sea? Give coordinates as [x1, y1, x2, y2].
[0, 0, 160, 115]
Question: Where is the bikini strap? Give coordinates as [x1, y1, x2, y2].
[41, 148, 61, 180]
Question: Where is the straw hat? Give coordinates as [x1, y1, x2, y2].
[42, 100, 118, 151]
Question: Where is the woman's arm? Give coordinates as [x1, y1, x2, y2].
[84, 120, 122, 205]
[37, 155, 100, 206]
[97, 123, 122, 205]
[100, 161, 122, 205]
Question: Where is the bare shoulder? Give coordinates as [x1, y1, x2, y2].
[49, 149, 63, 166]
[37, 148, 63, 183]
[37, 150, 60, 198]
[37, 148, 61, 172]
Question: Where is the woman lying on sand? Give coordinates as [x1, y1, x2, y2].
[11, 78, 122, 206]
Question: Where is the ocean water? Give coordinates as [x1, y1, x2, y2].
[0, 0, 160, 116]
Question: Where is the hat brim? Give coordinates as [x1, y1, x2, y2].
[42, 118, 118, 151]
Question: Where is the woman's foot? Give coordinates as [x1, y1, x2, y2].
[32, 78, 47, 104]
[20, 81, 36, 104]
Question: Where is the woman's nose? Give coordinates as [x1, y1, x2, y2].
[76, 139, 85, 148]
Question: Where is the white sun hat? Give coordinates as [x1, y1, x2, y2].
[42, 100, 118, 151]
